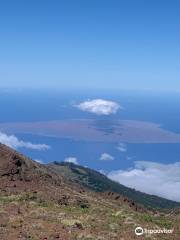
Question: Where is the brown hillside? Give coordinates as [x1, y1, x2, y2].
[0, 144, 179, 240]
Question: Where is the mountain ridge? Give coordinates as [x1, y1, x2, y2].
[0, 143, 179, 209]
[47, 161, 180, 209]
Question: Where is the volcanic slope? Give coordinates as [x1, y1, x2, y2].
[0, 143, 180, 240]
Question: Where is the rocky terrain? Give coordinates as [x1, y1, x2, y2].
[0, 143, 180, 240]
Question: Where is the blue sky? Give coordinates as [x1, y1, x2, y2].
[0, 0, 180, 91]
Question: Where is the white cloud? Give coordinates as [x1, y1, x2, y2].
[0, 132, 50, 151]
[64, 157, 78, 164]
[100, 153, 114, 161]
[99, 169, 107, 175]
[34, 159, 43, 164]
[75, 99, 121, 115]
[108, 161, 180, 202]
[116, 143, 127, 152]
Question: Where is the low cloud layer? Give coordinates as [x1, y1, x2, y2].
[64, 157, 78, 164]
[0, 132, 50, 151]
[76, 99, 120, 115]
[100, 153, 114, 161]
[116, 143, 127, 152]
[108, 161, 180, 202]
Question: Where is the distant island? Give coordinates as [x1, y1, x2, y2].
[1, 119, 180, 143]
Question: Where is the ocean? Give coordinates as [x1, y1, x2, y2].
[1, 88, 180, 172]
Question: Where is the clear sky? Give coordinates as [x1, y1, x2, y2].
[0, 0, 180, 91]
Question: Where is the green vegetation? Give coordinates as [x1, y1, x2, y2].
[138, 213, 173, 229]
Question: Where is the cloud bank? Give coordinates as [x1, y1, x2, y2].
[108, 161, 180, 202]
[64, 157, 78, 164]
[0, 132, 50, 151]
[100, 153, 114, 161]
[76, 99, 120, 115]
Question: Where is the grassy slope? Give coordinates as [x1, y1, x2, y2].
[0, 192, 180, 240]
